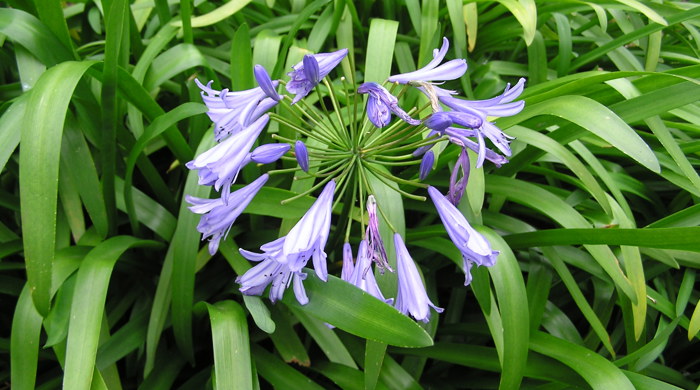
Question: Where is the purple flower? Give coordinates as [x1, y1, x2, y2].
[281, 179, 335, 279]
[286, 48, 348, 104]
[186, 115, 269, 198]
[236, 180, 336, 304]
[195, 79, 279, 142]
[342, 241, 393, 304]
[250, 143, 290, 164]
[388, 37, 466, 84]
[365, 195, 392, 272]
[423, 111, 483, 133]
[295, 140, 309, 172]
[439, 78, 526, 162]
[236, 249, 309, 305]
[447, 149, 470, 206]
[428, 186, 498, 285]
[186, 174, 268, 255]
[357, 82, 420, 128]
[394, 233, 443, 322]
[419, 150, 434, 181]
[241, 180, 335, 280]
[444, 128, 509, 168]
[254, 64, 282, 102]
[341, 242, 354, 281]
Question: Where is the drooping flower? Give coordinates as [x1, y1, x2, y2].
[236, 180, 336, 304]
[343, 240, 393, 304]
[250, 143, 290, 164]
[341, 242, 354, 281]
[286, 48, 348, 103]
[393, 233, 443, 322]
[419, 150, 434, 181]
[357, 82, 420, 128]
[365, 195, 391, 272]
[195, 79, 279, 141]
[428, 186, 498, 285]
[387, 37, 467, 85]
[281, 179, 335, 279]
[447, 149, 470, 206]
[241, 180, 335, 282]
[186, 174, 268, 255]
[186, 115, 269, 198]
[439, 78, 526, 162]
[236, 247, 310, 305]
[295, 140, 309, 172]
[444, 128, 509, 168]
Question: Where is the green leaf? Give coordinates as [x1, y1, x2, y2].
[364, 19, 399, 83]
[203, 301, 252, 390]
[530, 332, 635, 390]
[10, 285, 43, 390]
[0, 8, 73, 66]
[170, 0, 252, 28]
[19, 60, 96, 315]
[63, 236, 160, 390]
[282, 272, 433, 348]
[504, 227, 700, 252]
[508, 95, 660, 173]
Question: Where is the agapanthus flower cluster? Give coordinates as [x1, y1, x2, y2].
[186, 38, 525, 324]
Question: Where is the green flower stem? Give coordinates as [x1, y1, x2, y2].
[341, 76, 359, 147]
[363, 161, 428, 189]
[362, 125, 426, 154]
[281, 173, 337, 204]
[269, 115, 341, 148]
[344, 169, 359, 242]
[364, 153, 417, 161]
[364, 164, 427, 201]
[364, 158, 421, 166]
[323, 78, 349, 140]
[283, 95, 347, 147]
[376, 136, 442, 154]
[314, 86, 349, 148]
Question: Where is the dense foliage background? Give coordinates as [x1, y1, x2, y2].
[1, 0, 700, 389]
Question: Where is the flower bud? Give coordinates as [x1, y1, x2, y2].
[295, 140, 309, 172]
[419, 150, 434, 181]
[250, 143, 290, 164]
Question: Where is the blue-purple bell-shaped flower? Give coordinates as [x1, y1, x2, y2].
[365, 195, 391, 272]
[394, 233, 443, 322]
[186, 174, 269, 255]
[195, 79, 279, 142]
[447, 149, 470, 206]
[186, 115, 269, 199]
[388, 37, 466, 85]
[286, 48, 348, 104]
[428, 186, 498, 285]
[357, 82, 420, 128]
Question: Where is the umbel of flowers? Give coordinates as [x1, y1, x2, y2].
[186, 38, 525, 322]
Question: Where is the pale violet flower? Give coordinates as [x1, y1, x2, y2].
[195, 79, 279, 141]
[424, 111, 483, 133]
[394, 233, 443, 322]
[428, 186, 498, 285]
[236, 247, 310, 305]
[186, 174, 268, 255]
[342, 240, 393, 304]
[240, 180, 335, 283]
[357, 82, 420, 128]
[439, 78, 526, 163]
[186, 115, 269, 199]
[388, 37, 466, 85]
[286, 49, 348, 103]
